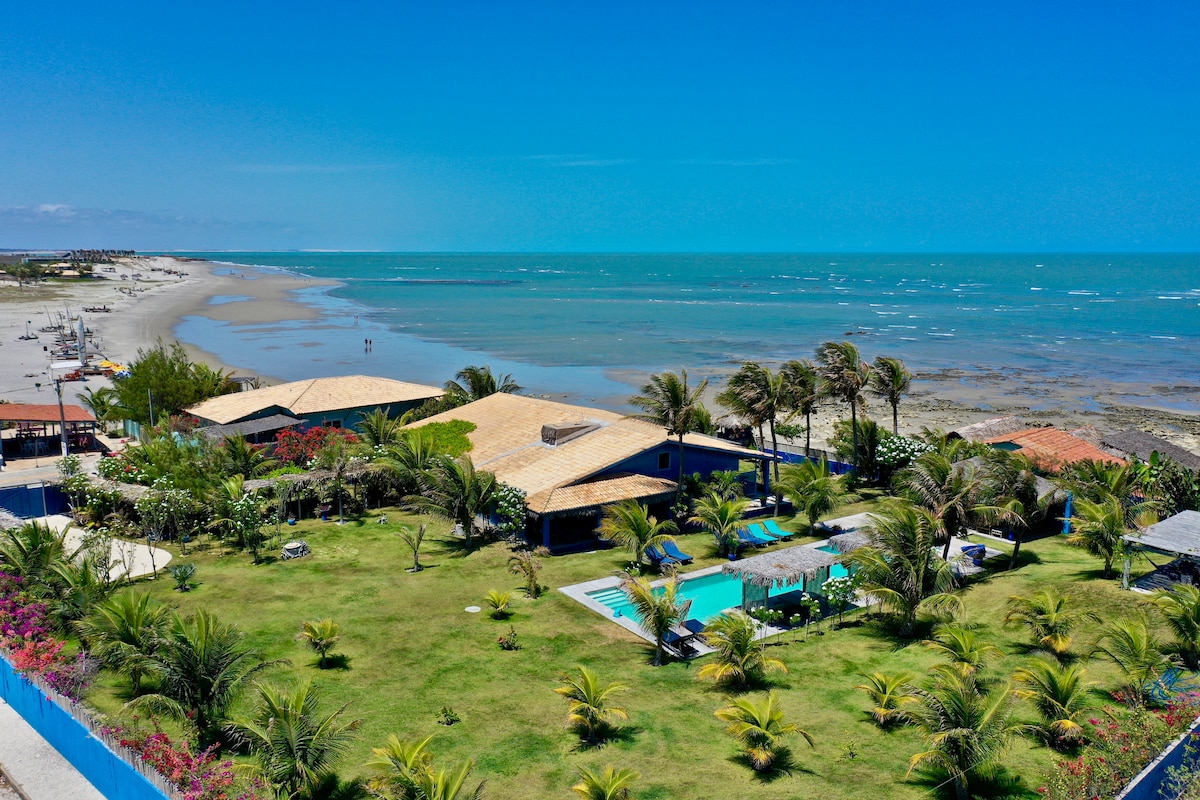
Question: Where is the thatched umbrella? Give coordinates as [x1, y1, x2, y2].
[722, 546, 842, 590]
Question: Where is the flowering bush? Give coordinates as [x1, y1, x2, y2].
[876, 436, 934, 469]
[0, 573, 93, 700]
[1038, 694, 1200, 799]
[98, 451, 149, 484]
[273, 427, 360, 467]
[498, 626, 520, 650]
[106, 719, 267, 800]
[493, 484, 527, 539]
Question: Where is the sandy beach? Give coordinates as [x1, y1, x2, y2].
[2, 255, 1197, 459]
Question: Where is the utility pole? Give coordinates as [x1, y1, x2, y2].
[147, 389, 155, 429]
[53, 377, 69, 458]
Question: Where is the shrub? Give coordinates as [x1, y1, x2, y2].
[498, 627, 520, 651]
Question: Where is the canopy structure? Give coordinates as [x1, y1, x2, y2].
[1121, 511, 1200, 589]
[722, 546, 842, 589]
[0, 402, 98, 459]
[827, 530, 871, 554]
[197, 414, 304, 444]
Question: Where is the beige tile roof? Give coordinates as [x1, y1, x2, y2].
[408, 393, 763, 514]
[536, 474, 678, 515]
[188, 375, 443, 424]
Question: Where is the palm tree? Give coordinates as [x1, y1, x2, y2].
[357, 407, 408, 448]
[406, 455, 498, 551]
[313, 436, 355, 525]
[508, 547, 549, 598]
[366, 734, 435, 799]
[688, 492, 749, 558]
[398, 523, 428, 572]
[776, 457, 853, 533]
[629, 369, 709, 496]
[850, 502, 960, 636]
[1065, 495, 1128, 578]
[412, 760, 485, 800]
[855, 672, 917, 727]
[444, 365, 521, 405]
[227, 680, 362, 800]
[130, 609, 281, 745]
[714, 691, 812, 772]
[220, 435, 278, 478]
[597, 499, 677, 569]
[816, 341, 871, 474]
[923, 623, 1003, 676]
[897, 452, 982, 561]
[1003, 588, 1093, 659]
[554, 666, 629, 743]
[907, 668, 1021, 800]
[1012, 659, 1095, 749]
[374, 427, 444, 499]
[780, 359, 820, 457]
[77, 385, 118, 423]
[572, 765, 639, 800]
[484, 590, 510, 619]
[716, 363, 792, 515]
[697, 611, 788, 688]
[46, 556, 116, 630]
[0, 521, 72, 589]
[1093, 614, 1177, 705]
[298, 619, 341, 668]
[619, 573, 692, 666]
[867, 355, 912, 435]
[1150, 585, 1200, 670]
[77, 592, 169, 694]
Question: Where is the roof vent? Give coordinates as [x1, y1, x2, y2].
[541, 422, 599, 447]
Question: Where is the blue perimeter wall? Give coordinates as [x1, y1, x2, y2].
[0, 655, 169, 800]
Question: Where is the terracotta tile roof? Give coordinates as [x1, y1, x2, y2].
[984, 426, 1125, 473]
[408, 393, 763, 514]
[187, 375, 443, 425]
[0, 403, 94, 423]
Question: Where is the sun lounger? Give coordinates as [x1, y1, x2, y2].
[664, 628, 698, 657]
[736, 528, 772, 548]
[762, 519, 794, 540]
[646, 546, 680, 568]
[745, 522, 776, 541]
[682, 618, 707, 637]
[661, 540, 694, 564]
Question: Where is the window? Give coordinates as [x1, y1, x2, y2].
[658, 452, 671, 471]
[322, 420, 342, 429]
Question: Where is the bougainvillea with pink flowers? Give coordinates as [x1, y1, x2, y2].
[105, 719, 267, 800]
[0, 572, 93, 700]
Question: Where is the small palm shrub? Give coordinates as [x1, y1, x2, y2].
[168, 563, 196, 592]
[554, 666, 629, 744]
[715, 691, 812, 772]
[298, 619, 341, 669]
[697, 612, 788, 688]
[855, 672, 917, 727]
[484, 590, 511, 620]
[572, 765, 639, 800]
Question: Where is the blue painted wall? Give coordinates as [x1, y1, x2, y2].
[601, 443, 747, 482]
[0, 484, 68, 518]
[0, 655, 170, 800]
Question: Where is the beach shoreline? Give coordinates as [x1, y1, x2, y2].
[3, 254, 1197, 457]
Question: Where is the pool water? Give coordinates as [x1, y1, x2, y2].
[587, 570, 804, 625]
[818, 545, 853, 580]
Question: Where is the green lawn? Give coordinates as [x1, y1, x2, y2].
[87, 510, 1149, 800]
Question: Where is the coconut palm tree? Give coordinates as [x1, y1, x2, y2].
[366, 734, 435, 799]
[597, 499, 677, 569]
[1065, 495, 1128, 578]
[688, 492, 749, 558]
[130, 609, 281, 745]
[227, 680, 362, 800]
[1003, 588, 1093, 659]
[907, 668, 1021, 800]
[816, 341, 871, 474]
[413, 760, 485, 800]
[77, 385, 118, 423]
[1093, 614, 1178, 705]
[716, 363, 793, 515]
[629, 369, 709, 495]
[406, 455, 498, 551]
[46, 556, 116, 631]
[619, 573, 692, 666]
[375, 427, 444, 499]
[897, 452, 981, 561]
[855, 672, 918, 727]
[508, 547, 549, 599]
[1012, 659, 1095, 749]
[0, 521, 72, 590]
[776, 457, 854, 533]
[867, 355, 912, 435]
[554, 666, 629, 743]
[357, 407, 408, 448]
[1150, 585, 1200, 670]
[780, 359, 820, 457]
[572, 765, 639, 800]
[714, 691, 812, 772]
[923, 623, 1003, 676]
[77, 592, 170, 694]
[697, 611, 788, 688]
[850, 502, 960, 636]
[220, 434, 278, 479]
[298, 619, 341, 668]
[444, 365, 521, 406]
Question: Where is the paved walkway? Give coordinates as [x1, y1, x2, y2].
[35, 514, 171, 580]
[0, 698, 106, 800]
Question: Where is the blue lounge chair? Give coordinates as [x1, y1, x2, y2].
[682, 618, 707, 636]
[646, 546, 680, 568]
[664, 628, 698, 657]
[661, 540, 694, 564]
[762, 519, 794, 540]
[736, 528, 772, 548]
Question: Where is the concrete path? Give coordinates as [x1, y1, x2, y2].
[0, 698, 106, 800]
[36, 514, 172, 581]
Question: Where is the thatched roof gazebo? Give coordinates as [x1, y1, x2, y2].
[827, 530, 871, 554]
[722, 546, 843, 613]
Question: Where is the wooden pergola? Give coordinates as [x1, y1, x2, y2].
[0, 402, 97, 459]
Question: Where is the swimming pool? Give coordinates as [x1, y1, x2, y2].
[585, 570, 805, 625]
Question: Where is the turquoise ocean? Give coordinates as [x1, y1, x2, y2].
[171, 253, 1200, 411]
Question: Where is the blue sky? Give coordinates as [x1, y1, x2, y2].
[2, 2, 1198, 251]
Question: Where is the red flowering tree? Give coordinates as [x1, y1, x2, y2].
[273, 427, 360, 467]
